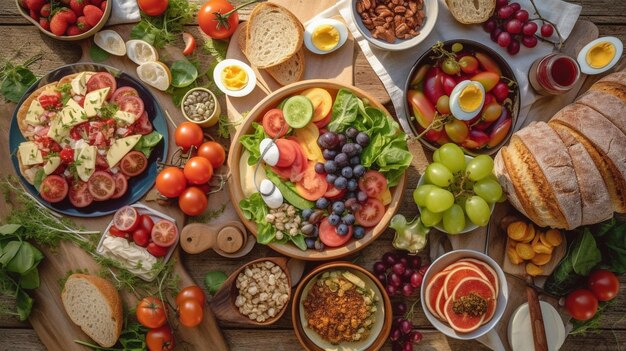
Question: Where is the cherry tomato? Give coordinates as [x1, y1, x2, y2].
[113, 206, 139, 232]
[588, 269, 620, 302]
[156, 167, 187, 198]
[147, 242, 169, 257]
[183, 156, 213, 185]
[60, 147, 74, 164]
[110, 173, 128, 199]
[86, 72, 116, 100]
[197, 141, 226, 169]
[198, 0, 239, 39]
[178, 298, 204, 327]
[132, 228, 150, 247]
[39, 175, 68, 203]
[87, 171, 116, 201]
[108, 226, 128, 238]
[139, 214, 155, 232]
[358, 170, 388, 198]
[175, 122, 204, 151]
[136, 296, 167, 329]
[138, 0, 169, 16]
[151, 219, 178, 247]
[69, 180, 93, 208]
[319, 218, 352, 248]
[118, 95, 145, 118]
[295, 162, 328, 201]
[565, 289, 598, 321]
[176, 286, 206, 307]
[111, 86, 139, 105]
[355, 198, 385, 228]
[146, 325, 174, 351]
[119, 151, 148, 177]
[178, 187, 208, 216]
[262, 109, 288, 138]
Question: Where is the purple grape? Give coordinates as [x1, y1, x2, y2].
[323, 148, 337, 160]
[383, 252, 397, 267]
[389, 272, 402, 287]
[315, 162, 325, 174]
[326, 173, 337, 184]
[399, 257, 408, 266]
[392, 342, 403, 351]
[394, 302, 407, 315]
[356, 132, 369, 146]
[373, 261, 386, 274]
[509, 2, 521, 11]
[342, 143, 357, 156]
[498, 5, 514, 19]
[410, 331, 423, 343]
[521, 35, 538, 48]
[403, 340, 414, 351]
[522, 21, 538, 35]
[389, 327, 402, 341]
[410, 272, 424, 288]
[491, 28, 503, 42]
[402, 268, 414, 281]
[318, 132, 338, 149]
[507, 40, 521, 55]
[394, 317, 405, 326]
[386, 284, 397, 296]
[400, 319, 412, 334]
[497, 31, 512, 47]
[505, 19, 522, 34]
[495, 0, 508, 8]
[401, 284, 414, 297]
[392, 262, 406, 275]
[376, 273, 386, 282]
[408, 256, 421, 268]
[483, 18, 496, 33]
[335, 153, 349, 167]
[337, 133, 347, 147]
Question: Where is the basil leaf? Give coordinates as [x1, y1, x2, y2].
[204, 271, 227, 295]
[16, 288, 33, 321]
[571, 230, 601, 276]
[0, 241, 21, 266]
[130, 21, 157, 46]
[290, 234, 307, 251]
[19, 267, 40, 289]
[0, 224, 22, 236]
[89, 45, 110, 62]
[170, 60, 198, 88]
[7, 242, 36, 274]
[1, 67, 37, 103]
[133, 131, 163, 157]
[596, 220, 626, 274]
[33, 168, 45, 191]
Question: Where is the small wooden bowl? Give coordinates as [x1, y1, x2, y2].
[15, 0, 112, 41]
[209, 257, 292, 326]
[292, 262, 392, 351]
[181, 87, 221, 128]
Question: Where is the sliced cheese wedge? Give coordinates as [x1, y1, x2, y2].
[106, 135, 141, 168]
[47, 118, 70, 143]
[114, 110, 139, 126]
[43, 156, 61, 175]
[24, 99, 45, 126]
[71, 72, 94, 96]
[76, 146, 97, 182]
[19, 141, 43, 166]
[84, 87, 110, 117]
[60, 99, 88, 128]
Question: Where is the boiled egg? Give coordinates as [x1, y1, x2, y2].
[577, 37, 623, 75]
[304, 18, 348, 55]
[259, 179, 283, 209]
[449, 80, 485, 121]
[213, 59, 256, 97]
[260, 138, 280, 166]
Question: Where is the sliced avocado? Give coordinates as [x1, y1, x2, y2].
[342, 271, 365, 289]
[265, 170, 313, 210]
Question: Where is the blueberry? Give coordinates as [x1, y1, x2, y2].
[342, 143, 356, 156]
[347, 179, 358, 191]
[341, 166, 353, 178]
[315, 162, 325, 174]
[326, 173, 337, 184]
[356, 132, 370, 147]
[336, 223, 350, 236]
[328, 214, 341, 226]
[332, 201, 345, 214]
[335, 153, 349, 167]
[346, 191, 357, 199]
[357, 191, 368, 203]
[343, 214, 356, 225]
[346, 127, 359, 139]
[323, 149, 337, 160]
[354, 144, 363, 155]
[305, 237, 316, 249]
[316, 197, 330, 209]
[353, 165, 366, 178]
[353, 226, 366, 239]
[302, 208, 313, 220]
[318, 132, 339, 149]
[334, 176, 348, 190]
[350, 156, 360, 165]
[324, 161, 337, 174]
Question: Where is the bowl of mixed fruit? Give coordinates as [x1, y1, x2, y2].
[404, 40, 519, 155]
[228, 80, 413, 260]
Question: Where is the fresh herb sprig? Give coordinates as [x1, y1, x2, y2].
[0, 53, 42, 103]
[130, 0, 197, 49]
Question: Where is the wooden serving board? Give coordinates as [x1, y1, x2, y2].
[22, 25, 229, 351]
[225, 0, 355, 124]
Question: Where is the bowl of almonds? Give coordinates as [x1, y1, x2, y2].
[352, 0, 438, 51]
[181, 87, 221, 127]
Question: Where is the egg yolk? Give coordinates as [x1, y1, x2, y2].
[221, 65, 248, 91]
[312, 24, 340, 51]
[459, 84, 483, 112]
[586, 42, 616, 69]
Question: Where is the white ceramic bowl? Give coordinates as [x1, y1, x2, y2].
[417, 155, 496, 234]
[350, 0, 438, 51]
[420, 249, 508, 340]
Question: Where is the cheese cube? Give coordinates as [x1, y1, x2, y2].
[84, 87, 110, 117]
[114, 110, 139, 126]
[106, 135, 141, 168]
[24, 99, 45, 126]
[43, 156, 61, 175]
[18, 141, 43, 166]
[71, 72, 94, 96]
[76, 145, 97, 182]
[47, 118, 70, 143]
[60, 99, 88, 128]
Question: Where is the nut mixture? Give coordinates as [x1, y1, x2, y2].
[183, 90, 216, 122]
[303, 271, 378, 344]
[265, 203, 303, 240]
[356, 0, 426, 43]
[235, 261, 290, 323]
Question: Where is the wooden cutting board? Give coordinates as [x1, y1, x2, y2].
[225, 0, 355, 123]
[25, 25, 229, 351]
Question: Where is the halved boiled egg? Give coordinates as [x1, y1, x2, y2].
[577, 37, 623, 75]
[304, 18, 348, 55]
[449, 80, 485, 121]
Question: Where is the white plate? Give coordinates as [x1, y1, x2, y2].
[508, 301, 565, 351]
[304, 18, 349, 55]
[213, 59, 257, 97]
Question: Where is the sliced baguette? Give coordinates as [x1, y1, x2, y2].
[576, 81, 626, 135]
[445, 0, 496, 24]
[245, 3, 304, 69]
[62, 274, 123, 348]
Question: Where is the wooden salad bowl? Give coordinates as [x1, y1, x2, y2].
[227, 79, 408, 261]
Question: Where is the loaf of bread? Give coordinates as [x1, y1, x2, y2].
[445, 0, 495, 24]
[245, 3, 304, 69]
[62, 274, 123, 348]
[494, 71, 626, 229]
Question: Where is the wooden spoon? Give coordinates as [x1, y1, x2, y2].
[180, 221, 255, 257]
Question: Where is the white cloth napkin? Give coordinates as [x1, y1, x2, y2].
[337, 0, 582, 133]
[107, 0, 141, 25]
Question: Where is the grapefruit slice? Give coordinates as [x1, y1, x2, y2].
[436, 287, 447, 320]
[459, 258, 499, 296]
[443, 266, 489, 299]
[452, 277, 497, 326]
[442, 261, 476, 272]
[425, 271, 448, 320]
[443, 295, 486, 333]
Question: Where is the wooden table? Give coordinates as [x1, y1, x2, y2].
[1, 0, 625, 350]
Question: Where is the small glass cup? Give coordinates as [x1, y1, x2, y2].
[528, 53, 581, 95]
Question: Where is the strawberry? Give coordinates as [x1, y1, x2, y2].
[29, 8, 40, 21]
[76, 16, 92, 32]
[57, 8, 77, 23]
[60, 0, 70, 4]
[50, 12, 68, 36]
[89, 0, 103, 6]
[39, 17, 50, 31]
[70, 0, 86, 16]
[83, 5, 103, 27]
[66, 25, 81, 36]
[99, 0, 107, 12]
[24, 0, 45, 12]
[39, 3, 51, 17]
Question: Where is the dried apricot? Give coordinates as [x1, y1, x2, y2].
[507, 247, 524, 265]
[526, 263, 544, 276]
[539, 232, 553, 248]
[507, 221, 527, 241]
[520, 224, 536, 243]
[531, 253, 551, 266]
[516, 243, 536, 260]
[545, 229, 563, 246]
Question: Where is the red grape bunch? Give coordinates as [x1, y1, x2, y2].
[483, 0, 557, 55]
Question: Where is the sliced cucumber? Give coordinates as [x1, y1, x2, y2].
[283, 95, 313, 129]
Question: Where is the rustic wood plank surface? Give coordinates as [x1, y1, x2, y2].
[0, 0, 625, 350]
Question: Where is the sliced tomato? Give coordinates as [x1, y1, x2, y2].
[70, 122, 89, 140]
[39, 175, 68, 203]
[113, 205, 139, 232]
[324, 184, 346, 200]
[275, 139, 296, 168]
[355, 198, 385, 227]
[120, 151, 148, 177]
[111, 173, 128, 199]
[118, 95, 145, 118]
[295, 161, 328, 201]
[358, 170, 388, 198]
[151, 220, 178, 247]
[313, 111, 332, 129]
[319, 218, 352, 247]
[68, 180, 93, 208]
[108, 226, 128, 238]
[87, 171, 116, 201]
[272, 141, 307, 182]
[86, 72, 117, 100]
[111, 86, 139, 105]
[262, 109, 288, 138]
[131, 112, 153, 135]
[96, 154, 109, 171]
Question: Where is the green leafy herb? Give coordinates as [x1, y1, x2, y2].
[593, 218, 626, 274]
[204, 271, 227, 295]
[75, 319, 149, 350]
[33, 169, 45, 191]
[203, 38, 228, 62]
[133, 131, 163, 157]
[58, 83, 73, 105]
[0, 53, 41, 103]
[170, 60, 199, 88]
[327, 89, 360, 133]
[240, 123, 266, 165]
[187, 204, 226, 224]
[239, 193, 276, 245]
[89, 45, 110, 62]
[217, 114, 242, 139]
[98, 102, 119, 119]
[130, 0, 197, 48]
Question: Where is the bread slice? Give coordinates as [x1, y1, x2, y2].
[493, 150, 530, 220]
[62, 274, 123, 348]
[238, 22, 304, 86]
[549, 104, 626, 213]
[597, 71, 626, 87]
[576, 81, 626, 135]
[245, 3, 304, 69]
[445, 0, 496, 24]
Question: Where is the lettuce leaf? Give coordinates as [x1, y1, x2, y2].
[240, 123, 266, 165]
[133, 131, 163, 157]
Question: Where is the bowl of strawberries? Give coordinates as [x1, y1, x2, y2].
[16, 0, 111, 40]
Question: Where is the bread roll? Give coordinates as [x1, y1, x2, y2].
[445, 0, 495, 24]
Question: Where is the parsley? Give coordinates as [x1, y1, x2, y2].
[0, 52, 41, 103]
[203, 38, 228, 63]
[217, 114, 243, 139]
[130, 0, 197, 49]
[98, 102, 118, 119]
[58, 83, 72, 105]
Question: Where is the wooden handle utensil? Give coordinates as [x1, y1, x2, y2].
[526, 282, 548, 351]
